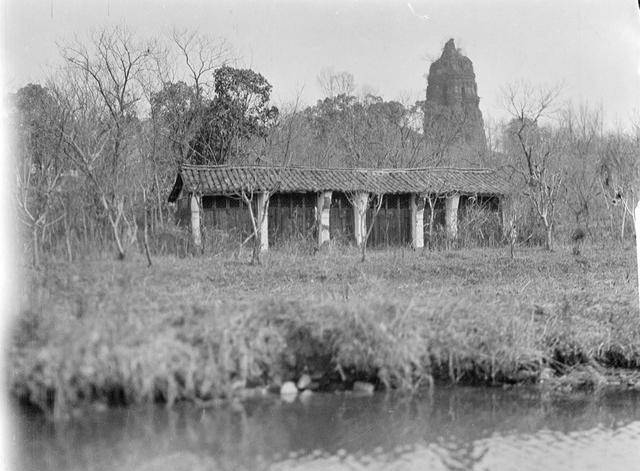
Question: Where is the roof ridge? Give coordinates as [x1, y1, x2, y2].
[170, 164, 512, 203]
[180, 164, 497, 173]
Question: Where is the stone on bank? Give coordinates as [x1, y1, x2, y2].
[280, 381, 298, 397]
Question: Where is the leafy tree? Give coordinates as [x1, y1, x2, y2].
[13, 83, 69, 265]
[190, 66, 279, 164]
[150, 80, 200, 163]
[304, 93, 426, 168]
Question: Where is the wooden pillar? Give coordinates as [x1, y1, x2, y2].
[317, 191, 332, 247]
[352, 192, 369, 247]
[256, 192, 269, 252]
[190, 192, 202, 249]
[410, 194, 425, 249]
[445, 193, 460, 240]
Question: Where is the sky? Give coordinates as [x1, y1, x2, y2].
[2, 0, 640, 128]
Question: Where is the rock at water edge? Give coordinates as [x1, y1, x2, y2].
[300, 389, 314, 403]
[280, 381, 298, 397]
[297, 374, 312, 390]
[353, 381, 374, 395]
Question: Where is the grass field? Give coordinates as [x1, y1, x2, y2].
[9, 243, 640, 418]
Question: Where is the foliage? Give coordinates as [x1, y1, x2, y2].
[598, 132, 640, 236]
[302, 94, 426, 168]
[57, 26, 156, 259]
[8, 27, 640, 268]
[11, 245, 640, 417]
[189, 66, 279, 164]
[457, 201, 503, 248]
[150, 80, 200, 164]
[501, 82, 565, 250]
[12, 83, 69, 265]
[422, 101, 482, 166]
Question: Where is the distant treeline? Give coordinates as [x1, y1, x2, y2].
[9, 27, 639, 263]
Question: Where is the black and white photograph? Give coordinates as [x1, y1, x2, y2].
[2, 1, 640, 470]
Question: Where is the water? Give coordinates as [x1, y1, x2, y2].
[13, 387, 640, 471]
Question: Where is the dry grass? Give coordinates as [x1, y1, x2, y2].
[9, 243, 640, 417]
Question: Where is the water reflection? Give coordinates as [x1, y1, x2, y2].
[14, 387, 640, 471]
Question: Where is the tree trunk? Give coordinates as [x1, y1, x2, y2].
[99, 194, 126, 260]
[143, 190, 152, 267]
[545, 222, 553, 251]
[621, 208, 627, 242]
[428, 200, 435, 250]
[32, 226, 39, 267]
[509, 220, 517, 259]
[635, 201, 640, 313]
[112, 221, 126, 260]
[609, 212, 615, 241]
[155, 173, 164, 227]
[82, 208, 88, 248]
[252, 240, 261, 266]
[63, 209, 73, 263]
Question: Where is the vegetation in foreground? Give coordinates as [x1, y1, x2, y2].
[9, 244, 640, 418]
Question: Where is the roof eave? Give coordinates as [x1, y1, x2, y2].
[167, 173, 185, 203]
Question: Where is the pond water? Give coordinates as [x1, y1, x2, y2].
[13, 387, 640, 471]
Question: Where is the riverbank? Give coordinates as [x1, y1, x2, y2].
[9, 244, 640, 417]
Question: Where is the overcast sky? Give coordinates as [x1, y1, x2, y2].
[2, 0, 640, 127]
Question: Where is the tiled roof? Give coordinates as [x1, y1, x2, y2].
[168, 165, 512, 202]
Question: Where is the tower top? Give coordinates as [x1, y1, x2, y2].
[443, 38, 456, 54]
[424, 38, 487, 161]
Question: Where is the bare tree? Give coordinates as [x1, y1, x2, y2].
[171, 29, 232, 100]
[502, 81, 564, 250]
[317, 68, 355, 98]
[345, 191, 384, 262]
[422, 102, 474, 166]
[219, 185, 277, 265]
[560, 104, 603, 235]
[246, 89, 304, 166]
[148, 30, 232, 166]
[225, 97, 300, 264]
[598, 132, 639, 241]
[306, 92, 429, 169]
[238, 188, 275, 265]
[59, 26, 154, 259]
[424, 190, 447, 250]
[599, 119, 640, 312]
[369, 98, 427, 168]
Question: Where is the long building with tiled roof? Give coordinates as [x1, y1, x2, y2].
[168, 164, 511, 201]
[168, 164, 512, 252]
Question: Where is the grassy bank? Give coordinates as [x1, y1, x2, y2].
[9, 244, 640, 418]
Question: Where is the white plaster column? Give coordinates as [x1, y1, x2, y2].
[352, 192, 369, 247]
[256, 192, 269, 252]
[190, 192, 202, 248]
[410, 194, 425, 249]
[500, 195, 513, 239]
[317, 191, 332, 247]
[445, 193, 460, 240]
